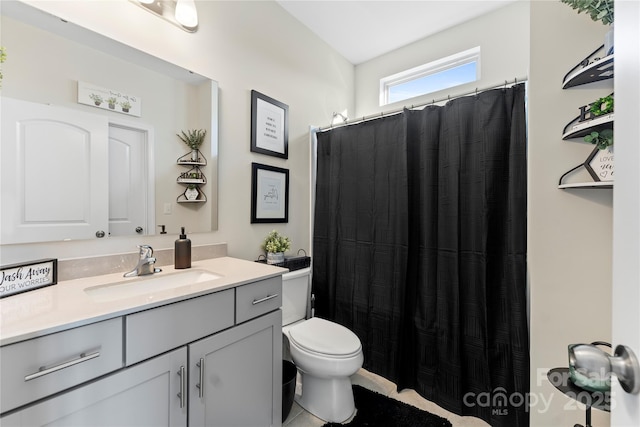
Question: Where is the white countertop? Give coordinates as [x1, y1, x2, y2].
[0, 257, 287, 346]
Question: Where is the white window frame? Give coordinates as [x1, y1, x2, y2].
[379, 46, 481, 106]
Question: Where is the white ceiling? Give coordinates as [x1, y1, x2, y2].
[276, 0, 518, 64]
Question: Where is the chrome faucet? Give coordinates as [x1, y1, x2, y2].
[124, 245, 162, 277]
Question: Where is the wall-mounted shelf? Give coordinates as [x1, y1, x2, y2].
[559, 46, 615, 190]
[563, 113, 614, 140]
[176, 150, 207, 203]
[558, 181, 613, 190]
[562, 46, 613, 89]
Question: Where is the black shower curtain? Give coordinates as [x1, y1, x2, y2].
[313, 84, 529, 427]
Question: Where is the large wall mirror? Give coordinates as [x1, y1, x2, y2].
[0, 1, 218, 245]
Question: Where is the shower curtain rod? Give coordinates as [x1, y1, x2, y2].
[318, 75, 528, 132]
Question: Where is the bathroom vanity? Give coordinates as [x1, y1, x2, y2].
[0, 257, 285, 426]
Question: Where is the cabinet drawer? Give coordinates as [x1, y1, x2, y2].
[0, 317, 123, 414]
[126, 289, 234, 365]
[236, 276, 282, 324]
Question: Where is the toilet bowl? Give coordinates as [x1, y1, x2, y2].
[284, 317, 363, 423]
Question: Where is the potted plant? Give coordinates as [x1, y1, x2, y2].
[561, 0, 614, 54]
[89, 93, 103, 106]
[262, 230, 291, 264]
[120, 100, 132, 113]
[107, 97, 117, 109]
[177, 129, 207, 161]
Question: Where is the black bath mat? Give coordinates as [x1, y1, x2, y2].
[321, 385, 452, 427]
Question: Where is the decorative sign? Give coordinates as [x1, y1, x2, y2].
[0, 259, 58, 298]
[250, 90, 289, 159]
[78, 81, 142, 117]
[251, 163, 289, 223]
[586, 146, 614, 182]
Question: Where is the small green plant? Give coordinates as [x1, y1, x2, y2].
[177, 129, 207, 150]
[588, 95, 613, 117]
[262, 230, 291, 254]
[89, 93, 103, 105]
[0, 46, 6, 87]
[584, 129, 613, 150]
[107, 97, 117, 108]
[560, 0, 614, 25]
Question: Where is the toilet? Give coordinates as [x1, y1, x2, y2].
[282, 267, 364, 423]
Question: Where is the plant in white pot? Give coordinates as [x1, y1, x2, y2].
[177, 129, 207, 161]
[262, 230, 291, 264]
[561, 0, 614, 54]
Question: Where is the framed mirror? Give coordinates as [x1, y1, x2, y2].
[0, 1, 218, 245]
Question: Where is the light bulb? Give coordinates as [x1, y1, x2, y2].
[175, 0, 198, 28]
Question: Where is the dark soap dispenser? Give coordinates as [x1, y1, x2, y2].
[175, 227, 191, 269]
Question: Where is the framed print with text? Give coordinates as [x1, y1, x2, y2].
[251, 90, 288, 159]
[251, 163, 289, 223]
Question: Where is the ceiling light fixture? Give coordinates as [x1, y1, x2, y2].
[133, 0, 199, 33]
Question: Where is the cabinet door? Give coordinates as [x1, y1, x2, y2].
[189, 310, 282, 427]
[1, 347, 187, 427]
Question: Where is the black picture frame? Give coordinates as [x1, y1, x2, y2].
[251, 163, 289, 223]
[250, 90, 289, 159]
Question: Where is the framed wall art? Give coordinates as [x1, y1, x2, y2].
[251, 163, 289, 223]
[251, 90, 288, 159]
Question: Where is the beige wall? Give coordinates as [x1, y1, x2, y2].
[528, 1, 612, 426]
[0, 0, 354, 264]
[354, 1, 529, 117]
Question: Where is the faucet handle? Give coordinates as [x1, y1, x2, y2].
[137, 244, 154, 258]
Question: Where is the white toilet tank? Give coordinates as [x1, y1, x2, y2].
[282, 267, 311, 326]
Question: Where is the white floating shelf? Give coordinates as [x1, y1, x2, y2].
[562, 114, 614, 140]
[562, 54, 614, 89]
[558, 181, 613, 189]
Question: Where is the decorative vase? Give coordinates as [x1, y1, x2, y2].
[185, 187, 199, 201]
[191, 149, 199, 162]
[267, 252, 285, 265]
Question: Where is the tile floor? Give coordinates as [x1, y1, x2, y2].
[283, 368, 489, 427]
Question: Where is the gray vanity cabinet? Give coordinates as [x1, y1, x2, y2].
[0, 274, 283, 427]
[189, 309, 282, 426]
[1, 347, 187, 426]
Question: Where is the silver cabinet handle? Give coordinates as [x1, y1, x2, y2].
[25, 350, 100, 381]
[177, 365, 186, 409]
[196, 358, 205, 398]
[252, 294, 279, 305]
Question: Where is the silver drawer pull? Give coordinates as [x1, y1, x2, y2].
[252, 294, 279, 305]
[178, 365, 186, 409]
[25, 350, 100, 381]
[196, 358, 205, 398]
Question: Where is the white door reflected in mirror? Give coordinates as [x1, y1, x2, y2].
[0, 98, 152, 244]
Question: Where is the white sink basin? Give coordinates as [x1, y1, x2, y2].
[85, 269, 222, 302]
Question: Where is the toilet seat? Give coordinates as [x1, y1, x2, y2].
[288, 317, 362, 358]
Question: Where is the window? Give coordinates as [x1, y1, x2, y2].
[380, 47, 480, 106]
